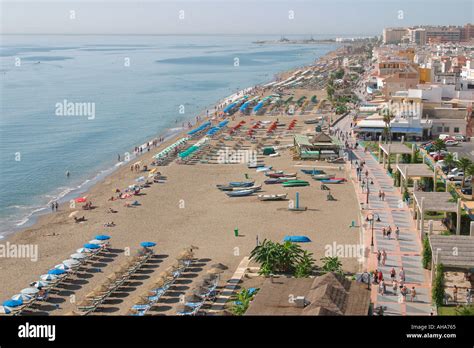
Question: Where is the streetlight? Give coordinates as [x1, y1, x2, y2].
[361, 176, 374, 204]
[366, 213, 381, 253]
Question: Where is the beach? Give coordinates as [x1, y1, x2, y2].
[0, 46, 362, 315]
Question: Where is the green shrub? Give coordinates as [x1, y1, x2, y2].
[432, 263, 445, 307]
[422, 236, 432, 269]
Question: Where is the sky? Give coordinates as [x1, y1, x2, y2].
[0, 0, 472, 36]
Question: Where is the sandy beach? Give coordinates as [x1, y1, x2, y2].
[0, 47, 362, 315]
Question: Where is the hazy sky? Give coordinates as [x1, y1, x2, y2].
[1, 0, 472, 35]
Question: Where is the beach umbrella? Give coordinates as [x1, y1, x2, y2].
[12, 294, 32, 302]
[95, 235, 111, 241]
[207, 267, 224, 275]
[210, 263, 228, 270]
[83, 243, 100, 249]
[88, 239, 106, 245]
[158, 271, 173, 280]
[176, 250, 194, 260]
[3, 299, 22, 307]
[0, 306, 11, 314]
[192, 286, 210, 296]
[76, 248, 92, 254]
[68, 211, 79, 218]
[135, 176, 145, 182]
[20, 287, 39, 295]
[48, 268, 66, 275]
[175, 304, 193, 313]
[40, 274, 58, 281]
[140, 242, 156, 248]
[184, 294, 203, 303]
[32, 281, 50, 288]
[152, 278, 166, 289]
[70, 253, 87, 260]
[55, 264, 70, 270]
[63, 259, 81, 268]
[133, 295, 149, 305]
[75, 197, 87, 203]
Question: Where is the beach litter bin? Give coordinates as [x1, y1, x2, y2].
[263, 147, 275, 156]
[234, 228, 239, 237]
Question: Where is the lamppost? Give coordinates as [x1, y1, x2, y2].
[366, 213, 381, 253]
[361, 176, 374, 204]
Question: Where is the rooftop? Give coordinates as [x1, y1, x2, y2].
[397, 163, 434, 179]
[413, 191, 458, 213]
[430, 235, 474, 270]
[379, 143, 413, 155]
[245, 273, 370, 316]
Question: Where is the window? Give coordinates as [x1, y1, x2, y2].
[437, 126, 443, 132]
[454, 127, 460, 133]
[444, 127, 450, 132]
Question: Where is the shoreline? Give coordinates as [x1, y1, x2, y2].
[1, 45, 339, 240]
[0, 45, 361, 315]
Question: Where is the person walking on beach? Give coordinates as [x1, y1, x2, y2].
[55, 202, 58, 211]
[401, 286, 408, 303]
[377, 270, 383, 283]
[395, 226, 400, 240]
[377, 250, 381, 265]
[51, 202, 55, 212]
[382, 227, 386, 239]
[381, 249, 387, 266]
[390, 267, 396, 280]
[379, 279, 386, 295]
[410, 287, 417, 302]
[379, 190, 382, 201]
[399, 267, 406, 282]
[387, 226, 392, 240]
[381, 191, 385, 201]
[392, 279, 398, 295]
[117, 154, 121, 162]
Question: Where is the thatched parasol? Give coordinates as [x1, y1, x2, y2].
[207, 267, 224, 274]
[185, 294, 203, 303]
[210, 263, 228, 270]
[133, 295, 150, 305]
[175, 304, 192, 313]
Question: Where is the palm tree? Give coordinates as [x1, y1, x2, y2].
[431, 139, 446, 154]
[465, 164, 474, 200]
[455, 305, 474, 316]
[456, 157, 473, 187]
[443, 153, 456, 172]
[295, 250, 315, 278]
[250, 239, 304, 275]
[320, 256, 344, 275]
[381, 108, 392, 143]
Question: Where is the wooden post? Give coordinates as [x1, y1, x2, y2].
[456, 198, 461, 235]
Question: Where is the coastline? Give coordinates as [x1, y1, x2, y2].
[0, 46, 361, 315]
[1, 45, 339, 240]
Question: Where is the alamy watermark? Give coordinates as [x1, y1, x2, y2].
[324, 242, 365, 261]
[0, 242, 38, 262]
[55, 99, 95, 120]
[217, 149, 257, 165]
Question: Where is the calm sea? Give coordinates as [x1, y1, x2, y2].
[0, 34, 337, 237]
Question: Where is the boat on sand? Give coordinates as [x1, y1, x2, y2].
[225, 189, 255, 197]
[282, 180, 310, 187]
[258, 194, 288, 201]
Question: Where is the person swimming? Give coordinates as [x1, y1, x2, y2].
[66, 170, 70, 178]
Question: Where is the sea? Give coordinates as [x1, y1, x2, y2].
[0, 34, 337, 238]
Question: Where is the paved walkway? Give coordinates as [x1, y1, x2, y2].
[350, 147, 433, 315]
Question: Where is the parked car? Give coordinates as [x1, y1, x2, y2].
[447, 172, 464, 181]
[439, 134, 451, 140]
[444, 140, 459, 146]
[433, 153, 445, 161]
[461, 187, 472, 195]
[453, 135, 466, 142]
[429, 150, 449, 156]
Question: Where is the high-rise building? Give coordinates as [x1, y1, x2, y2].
[461, 23, 474, 41]
[383, 28, 408, 44]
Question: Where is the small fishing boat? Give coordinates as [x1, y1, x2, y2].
[282, 180, 310, 187]
[258, 194, 288, 201]
[225, 189, 255, 197]
[264, 178, 282, 184]
[277, 176, 298, 182]
[266, 172, 297, 178]
[320, 179, 344, 184]
[312, 174, 335, 180]
[256, 166, 272, 172]
[303, 118, 320, 124]
[301, 169, 324, 175]
[229, 181, 255, 187]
